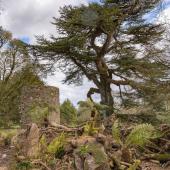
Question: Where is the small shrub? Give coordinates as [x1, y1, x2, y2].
[54, 145, 65, 159]
[39, 135, 48, 157]
[78, 145, 89, 156]
[156, 111, 170, 124]
[16, 161, 32, 170]
[84, 123, 99, 136]
[40, 135, 47, 148]
[127, 160, 141, 170]
[47, 133, 66, 159]
[60, 99, 77, 126]
[27, 106, 49, 125]
[48, 159, 56, 168]
[0, 129, 18, 145]
[112, 119, 122, 145]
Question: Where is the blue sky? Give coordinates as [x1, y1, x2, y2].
[21, 36, 30, 44]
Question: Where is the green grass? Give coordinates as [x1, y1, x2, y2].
[0, 128, 19, 140]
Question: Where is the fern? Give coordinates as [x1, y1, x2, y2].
[47, 132, 66, 158]
[156, 111, 170, 124]
[78, 145, 89, 156]
[125, 124, 158, 147]
[112, 119, 122, 145]
[127, 160, 141, 170]
[84, 123, 99, 135]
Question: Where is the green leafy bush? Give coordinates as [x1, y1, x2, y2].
[127, 160, 141, 170]
[78, 145, 89, 156]
[0, 128, 18, 145]
[47, 133, 66, 158]
[84, 122, 99, 136]
[0, 66, 43, 127]
[16, 161, 32, 170]
[27, 106, 49, 125]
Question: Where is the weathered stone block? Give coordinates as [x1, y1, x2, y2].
[20, 85, 60, 126]
[24, 123, 40, 158]
[15, 123, 40, 158]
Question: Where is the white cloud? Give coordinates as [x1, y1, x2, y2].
[0, 0, 88, 42]
[159, 6, 170, 23]
[45, 72, 98, 105]
[0, 0, 94, 105]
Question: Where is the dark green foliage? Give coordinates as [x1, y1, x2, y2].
[112, 121, 160, 148]
[78, 145, 89, 156]
[0, 65, 43, 127]
[26, 106, 49, 125]
[0, 27, 44, 126]
[35, 0, 169, 115]
[156, 111, 170, 124]
[16, 161, 32, 170]
[125, 123, 159, 147]
[47, 133, 66, 159]
[60, 99, 77, 126]
[54, 146, 65, 159]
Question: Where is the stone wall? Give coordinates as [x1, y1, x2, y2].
[20, 85, 60, 126]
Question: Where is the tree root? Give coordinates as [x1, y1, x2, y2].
[142, 153, 170, 162]
[31, 159, 51, 170]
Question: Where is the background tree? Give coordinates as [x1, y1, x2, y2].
[60, 99, 77, 126]
[0, 28, 43, 127]
[36, 0, 169, 116]
[0, 66, 43, 127]
[0, 27, 30, 82]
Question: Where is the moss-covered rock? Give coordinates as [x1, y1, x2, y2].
[76, 143, 110, 170]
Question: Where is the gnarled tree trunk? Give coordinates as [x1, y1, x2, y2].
[100, 81, 114, 117]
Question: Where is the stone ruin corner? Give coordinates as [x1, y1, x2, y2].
[20, 85, 60, 126]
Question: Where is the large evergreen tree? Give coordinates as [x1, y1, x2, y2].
[60, 99, 77, 126]
[35, 0, 169, 116]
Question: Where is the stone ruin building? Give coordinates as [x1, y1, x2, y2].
[20, 85, 60, 126]
[14, 85, 60, 158]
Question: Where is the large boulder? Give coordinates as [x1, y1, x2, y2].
[25, 123, 40, 158]
[15, 123, 40, 158]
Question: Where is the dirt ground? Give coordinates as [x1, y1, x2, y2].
[0, 145, 12, 170]
[141, 161, 170, 170]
